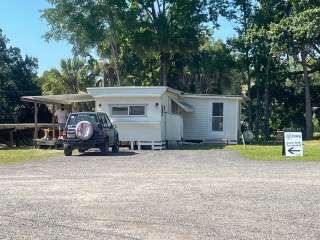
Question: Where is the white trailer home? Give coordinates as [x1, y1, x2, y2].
[87, 86, 244, 149]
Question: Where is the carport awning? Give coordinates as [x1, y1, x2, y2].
[21, 93, 95, 105]
[170, 97, 194, 112]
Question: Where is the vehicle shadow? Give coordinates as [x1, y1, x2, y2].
[78, 150, 137, 157]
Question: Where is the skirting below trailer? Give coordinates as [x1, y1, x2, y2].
[120, 140, 167, 150]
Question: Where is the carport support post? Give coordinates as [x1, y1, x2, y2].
[52, 105, 55, 140]
[9, 130, 14, 147]
[34, 102, 38, 144]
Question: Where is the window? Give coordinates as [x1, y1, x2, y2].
[67, 114, 97, 126]
[111, 105, 146, 116]
[212, 103, 223, 131]
[129, 106, 145, 116]
[98, 113, 109, 127]
[112, 106, 128, 116]
[171, 100, 179, 114]
[104, 114, 112, 126]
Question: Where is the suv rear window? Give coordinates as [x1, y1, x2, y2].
[67, 113, 97, 126]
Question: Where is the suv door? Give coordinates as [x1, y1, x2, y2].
[104, 113, 116, 146]
[97, 113, 108, 140]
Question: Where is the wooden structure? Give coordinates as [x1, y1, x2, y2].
[0, 123, 53, 147]
[20, 93, 95, 147]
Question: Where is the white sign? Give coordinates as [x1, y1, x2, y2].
[284, 132, 303, 157]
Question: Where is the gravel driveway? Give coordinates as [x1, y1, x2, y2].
[1, 149, 320, 240]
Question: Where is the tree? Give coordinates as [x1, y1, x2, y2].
[42, 0, 231, 86]
[244, 0, 289, 141]
[170, 40, 240, 94]
[230, 0, 253, 126]
[0, 30, 39, 123]
[38, 57, 98, 95]
[42, 0, 129, 86]
[269, 4, 320, 139]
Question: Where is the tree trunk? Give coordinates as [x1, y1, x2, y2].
[263, 57, 271, 143]
[301, 50, 313, 139]
[110, 34, 120, 86]
[255, 76, 261, 141]
[241, 1, 252, 129]
[109, 15, 121, 86]
[246, 51, 253, 130]
[160, 50, 169, 86]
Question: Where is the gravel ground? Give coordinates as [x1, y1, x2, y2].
[1, 149, 320, 240]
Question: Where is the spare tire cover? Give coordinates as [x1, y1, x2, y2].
[75, 121, 93, 140]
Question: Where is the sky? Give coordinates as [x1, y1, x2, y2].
[0, 0, 236, 75]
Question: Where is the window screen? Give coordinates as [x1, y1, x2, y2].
[212, 103, 223, 131]
[171, 100, 179, 114]
[129, 106, 145, 116]
[212, 103, 223, 116]
[111, 105, 145, 116]
[212, 117, 223, 131]
[112, 106, 128, 116]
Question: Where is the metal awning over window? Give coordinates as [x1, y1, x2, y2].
[170, 97, 194, 112]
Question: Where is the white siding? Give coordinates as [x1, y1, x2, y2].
[182, 97, 240, 142]
[160, 92, 173, 141]
[165, 113, 183, 141]
[160, 93, 168, 141]
[95, 96, 163, 142]
[224, 101, 238, 141]
[182, 98, 210, 140]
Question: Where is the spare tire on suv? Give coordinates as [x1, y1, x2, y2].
[75, 121, 93, 140]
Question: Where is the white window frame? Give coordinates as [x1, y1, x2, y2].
[110, 104, 147, 117]
[212, 102, 224, 132]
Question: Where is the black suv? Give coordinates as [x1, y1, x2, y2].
[63, 112, 119, 156]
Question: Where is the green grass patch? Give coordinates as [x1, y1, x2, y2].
[226, 140, 320, 160]
[0, 148, 62, 164]
[183, 140, 320, 160]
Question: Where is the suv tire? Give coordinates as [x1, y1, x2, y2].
[100, 138, 109, 155]
[64, 144, 72, 156]
[78, 148, 86, 153]
[112, 135, 120, 153]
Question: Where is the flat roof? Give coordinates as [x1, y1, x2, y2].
[21, 93, 94, 105]
[21, 87, 248, 104]
[182, 93, 248, 101]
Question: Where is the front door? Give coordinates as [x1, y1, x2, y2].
[209, 102, 225, 139]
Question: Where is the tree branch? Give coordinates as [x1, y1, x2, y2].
[156, 0, 161, 14]
[151, 4, 157, 20]
[312, 43, 320, 54]
[284, 65, 320, 77]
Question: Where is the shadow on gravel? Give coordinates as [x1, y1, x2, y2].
[78, 150, 137, 157]
[179, 144, 226, 150]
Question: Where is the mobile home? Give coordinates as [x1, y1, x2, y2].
[87, 87, 244, 149]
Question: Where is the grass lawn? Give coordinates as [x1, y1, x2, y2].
[224, 140, 320, 160]
[0, 148, 62, 164]
[183, 140, 320, 160]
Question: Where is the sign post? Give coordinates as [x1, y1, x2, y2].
[283, 130, 303, 157]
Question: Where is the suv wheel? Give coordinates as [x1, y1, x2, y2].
[100, 138, 109, 155]
[78, 148, 86, 153]
[64, 144, 72, 156]
[112, 136, 120, 153]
